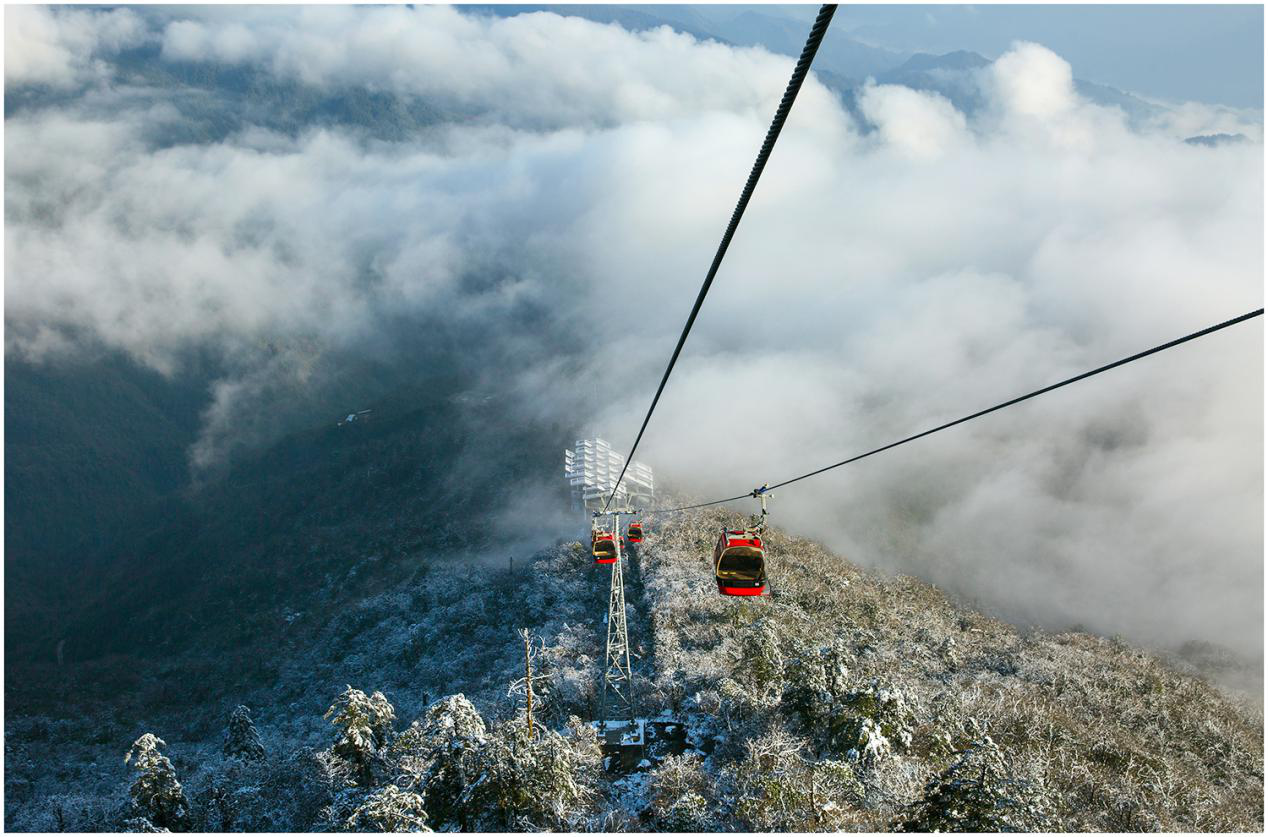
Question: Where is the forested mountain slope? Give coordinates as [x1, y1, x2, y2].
[7, 507, 1261, 831]
[632, 509, 1263, 831]
[4, 353, 211, 659]
[4, 364, 574, 708]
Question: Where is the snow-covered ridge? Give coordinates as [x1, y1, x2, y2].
[6, 510, 1262, 830]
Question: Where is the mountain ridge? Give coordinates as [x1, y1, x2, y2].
[5, 507, 1262, 830]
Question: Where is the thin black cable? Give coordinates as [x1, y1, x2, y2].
[603, 4, 838, 513]
[643, 308, 1263, 513]
[647, 494, 754, 515]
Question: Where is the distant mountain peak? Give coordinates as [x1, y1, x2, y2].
[889, 50, 991, 75]
[1184, 132, 1251, 147]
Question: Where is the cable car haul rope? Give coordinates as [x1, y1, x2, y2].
[603, 4, 839, 513]
[644, 307, 1265, 515]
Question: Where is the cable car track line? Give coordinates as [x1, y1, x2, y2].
[645, 308, 1264, 513]
[603, 3, 838, 513]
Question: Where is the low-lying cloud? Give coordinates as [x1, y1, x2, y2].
[4, 6, 148, 88]
[5, 6, 1262, 662]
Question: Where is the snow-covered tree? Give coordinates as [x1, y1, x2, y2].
[896, 726, 1055, 832]
[783, 642, 833, 737]
[543, 622, 600, 723]
[507, 629, 555, 732]
[121, 815, 168, 832]
[467, 715, 601, 831]
[390, 696, 601, 831]
[786, 652, 914, 765]
[784, 636, 916, 766]
[195, 783, 235, 832]
[741, 618, 785, 705]
[391, 694, 488, 830]
[732, 728, 814, 830]
[804, 759, 867, 829]
[5, 732, 34, 805]
[648, 753, 715, 831]
[324, 687, 396, 787]
[731, 728, 864, 831]
[223, 705, 265, 761]
[345, 784, 430, 832]
[124, 734, 190, 832]
[837, 680, 914, 765]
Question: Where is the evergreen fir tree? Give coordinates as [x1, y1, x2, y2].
[324, 687, 396, 787]
[391, 694, 487, 830]
[124, 734, 190, 832]
[467, 714, 601, 831]
[223, 705, 265, 761]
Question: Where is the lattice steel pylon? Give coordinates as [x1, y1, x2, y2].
[599, 513, 635, 726]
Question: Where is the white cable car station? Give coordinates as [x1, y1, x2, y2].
[564, 437, 655, 512]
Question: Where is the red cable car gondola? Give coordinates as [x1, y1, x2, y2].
[713, 529, 766, 595]
[592, 529, 618, 564]
[626, 521, 644, 544]
[713, 485, 771, 596]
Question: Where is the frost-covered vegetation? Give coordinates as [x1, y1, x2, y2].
[632, 508, 1264, 831]
[5, 510, 1262, 831]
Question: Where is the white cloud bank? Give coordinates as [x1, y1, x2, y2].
[5, 8, 1263, 661]
[4, 5, 148, 88]
[154, 5, 838, 131]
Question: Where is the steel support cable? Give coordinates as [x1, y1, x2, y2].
[643, 308, 1264, 514]
[602, 4, 838, 513]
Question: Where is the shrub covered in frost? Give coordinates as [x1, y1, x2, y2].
[896, 726, 1054, 832]
[730, 728, 864, 831]
[739, 618, 785, 705]
[838, 680, 915, 765]
[647, 753, 716, 831]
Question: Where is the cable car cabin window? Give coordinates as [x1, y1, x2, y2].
[717, 546, 764, 578]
